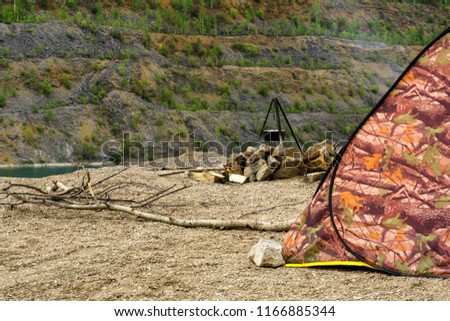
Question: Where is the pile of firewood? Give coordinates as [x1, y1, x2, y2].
[182, 141, 336, 184]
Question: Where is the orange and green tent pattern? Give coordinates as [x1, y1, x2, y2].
[283, 28, 450, 277]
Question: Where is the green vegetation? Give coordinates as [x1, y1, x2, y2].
[232, 42, 260, 56]
[81, 141, 97, 160]
[0, 0, 447, 164]
[155, 115, 164, 126]
[110, 28, 124, 42]
[62, 74, 72, 90]
[44, 109, 54, 123]
[23, 127, 35, 144]
[2, 1, 442, 45]
[257, 85, 270, 97]
[215, 124, 232, 138]
[40, 80, 52, 96]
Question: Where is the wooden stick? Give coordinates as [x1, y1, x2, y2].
[158, 167, 225, 177]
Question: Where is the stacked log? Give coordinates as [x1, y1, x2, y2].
[161, 141, 336, 184]
[225, 140, 336, 183]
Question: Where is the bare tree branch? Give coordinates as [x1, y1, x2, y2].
[0, 170, 292, 232]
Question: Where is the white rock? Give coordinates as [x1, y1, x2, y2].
[248, 238, 285, 268]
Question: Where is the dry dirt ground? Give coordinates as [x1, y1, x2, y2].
[0, 167, 448, 301]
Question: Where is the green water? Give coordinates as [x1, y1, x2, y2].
[0, 165, 100, 178]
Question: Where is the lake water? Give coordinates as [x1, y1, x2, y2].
[0, 165, 101, 178]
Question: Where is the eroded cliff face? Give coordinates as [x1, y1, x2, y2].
[0, 1, 446, 164]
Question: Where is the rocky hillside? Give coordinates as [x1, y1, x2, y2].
[0, 0, 448, 164]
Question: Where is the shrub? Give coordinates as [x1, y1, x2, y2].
[230, 8, 239, 19]
[40, 80, 52, 96]
[158, 44, 170, 57]
[160, 88, 174, 107]
[36, 123, 45, 133]
[45, 110, 54, 123]
[92, 82, 107, 104]
[117, 64, 127, 77]
[215, 124, 231, 137]
[245, 4, 256, 22]
[232, 42, 260, 56]
[256, 9, 265, 20]
[120, 49, 131, 60]
[62, 74, 72, 90]
[185, 41, 193, 55]
[81, 141, 97, 160]
[370, 84, 379, 94]
[91, 62, 101, 71]
[193, 37, 207, 57]
[327, 100, 338, 114]
[1, 46, 10, 58]
[0, 94, 5, 108]
[26, 68, 37, 90]
[155, 115, 164, 126]
[237, 58, 254, 67]
[23, 127, 35, 144]
[303, 122, 313, 133]
[91, 2, 103, 15]
[143, 32, 152, 49]
[76, 96, 89, 104]
[292, 100, 301, 113]
[220, 84, 231, 97]
[258, 85, 269, 97]
[187, 57, 200, 68]
[68, 0, 77, 9]
[358, 83, 365, 98]
[110, 28, 124, 42]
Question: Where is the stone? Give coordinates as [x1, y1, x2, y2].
[267, 155, 280, 170]
[304, 172, 326, 183]
[256, 160, 272, 181]
[273, 157, 307, 179]
[248, 238, 285, 268]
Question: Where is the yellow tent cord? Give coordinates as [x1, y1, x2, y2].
[285, 261, 378, 270]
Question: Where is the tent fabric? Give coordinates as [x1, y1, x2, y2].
[283, 27, 450, 277]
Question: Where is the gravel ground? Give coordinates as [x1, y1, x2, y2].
[0, 167, 448, 300]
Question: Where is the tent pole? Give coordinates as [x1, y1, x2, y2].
[258, 98, 274, 141]
[277, 98, 303, 152]
[274, 99, 284, 145]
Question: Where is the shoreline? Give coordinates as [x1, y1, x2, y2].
[0, 162, 105, 168]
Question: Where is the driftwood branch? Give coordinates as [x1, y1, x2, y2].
[158, 167, 225, 177]
[0, 169, 292, 232]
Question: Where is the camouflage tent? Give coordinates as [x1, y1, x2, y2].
[283, 27, 450, 277]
